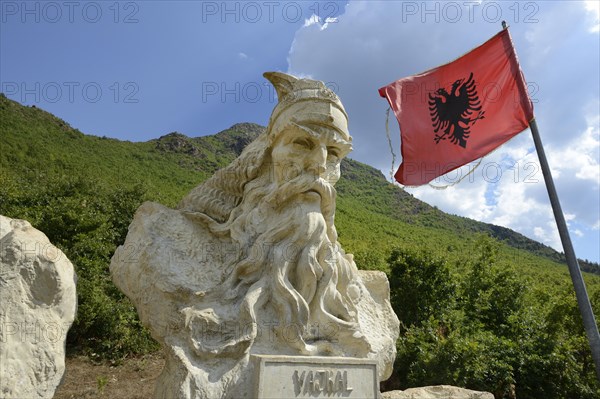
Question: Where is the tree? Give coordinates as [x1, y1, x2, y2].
[388, 247, 455, 330]
[460, 235, 525, 334]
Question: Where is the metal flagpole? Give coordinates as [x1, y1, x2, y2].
[529, 117, 600, 381]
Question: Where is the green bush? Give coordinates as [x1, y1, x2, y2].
[460, 236, 526, 334]
[388, 247, 456, 330]
[0, 172, 159, 359]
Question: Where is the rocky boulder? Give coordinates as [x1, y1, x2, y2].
[0, 215, 77, 399]
[382, 386, 495, 399]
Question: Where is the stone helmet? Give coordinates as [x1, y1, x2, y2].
[263, 72, 351, 143]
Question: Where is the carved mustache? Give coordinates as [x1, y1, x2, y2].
[264, 174, 336, 212]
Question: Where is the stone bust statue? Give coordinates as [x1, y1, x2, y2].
[111, 72, 399, 399]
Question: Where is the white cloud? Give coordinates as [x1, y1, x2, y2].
[303, 14, 321, 28]
[409, 173, 491, 221]
[238, 52, 248, 60]
[533, 222, 561, 248]
[585, 0, 600, 33]
[533, 226, 545, 238]
[547, 123, 600, 184]
[303, 14, 334, 31]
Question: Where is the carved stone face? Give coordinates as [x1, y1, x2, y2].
[270, 123, 352, 189]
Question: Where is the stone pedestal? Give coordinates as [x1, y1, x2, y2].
[253, 355, 378, 399]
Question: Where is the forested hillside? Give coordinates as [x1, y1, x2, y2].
[1, 93, 599, 398]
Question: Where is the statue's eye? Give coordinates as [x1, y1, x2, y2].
[327, 147, 340, 158]
[293, 137, 314, 150]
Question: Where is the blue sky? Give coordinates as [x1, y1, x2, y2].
[1, 1, 599, 263]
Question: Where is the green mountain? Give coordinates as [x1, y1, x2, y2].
[2, 93, 599, 397]
[0, 92, 594, 270]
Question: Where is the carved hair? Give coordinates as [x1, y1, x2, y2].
[178, 133, 269, 222]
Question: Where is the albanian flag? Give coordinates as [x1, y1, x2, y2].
[379, 28, 534, 186]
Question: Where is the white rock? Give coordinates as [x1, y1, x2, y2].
[382, 386, 495, 399]
[0, 215, 77, 399]
[111, 72, 400, 398]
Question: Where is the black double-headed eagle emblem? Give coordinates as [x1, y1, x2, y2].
[428, 72, 485, 148]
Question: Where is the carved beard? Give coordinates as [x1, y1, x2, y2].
[184, 171, 371, 358]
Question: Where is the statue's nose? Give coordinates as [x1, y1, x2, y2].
[306, 146, 327, 177]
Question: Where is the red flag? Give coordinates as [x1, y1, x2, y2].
[379, 29, 534, 186]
